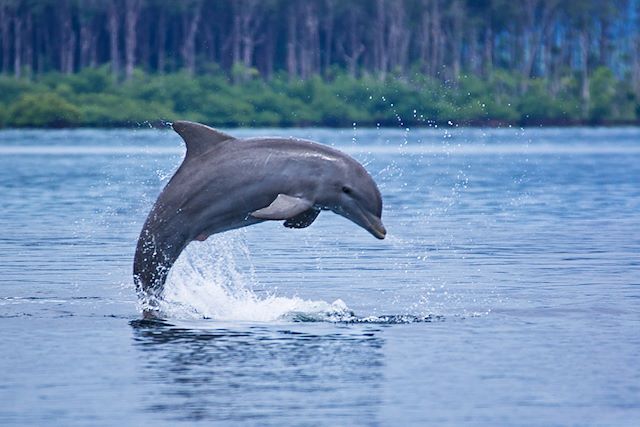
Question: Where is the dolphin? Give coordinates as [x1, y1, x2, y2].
[133, 121, 386, 309]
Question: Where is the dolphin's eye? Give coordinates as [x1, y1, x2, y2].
[342, 186, 352, 195]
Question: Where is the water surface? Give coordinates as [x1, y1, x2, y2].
[1, 127, 639, 425]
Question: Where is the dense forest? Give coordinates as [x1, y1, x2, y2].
[1, 0, 639, 127]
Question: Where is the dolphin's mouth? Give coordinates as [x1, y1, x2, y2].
[365, 213, 386, 239]
[371, 224, 387, 239]
[355, 205, 386, 240]
[330, 203, 386, 240]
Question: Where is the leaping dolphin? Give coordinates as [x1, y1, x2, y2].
[133, 121, 386, 310]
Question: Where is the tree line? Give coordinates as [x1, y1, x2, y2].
[1, 0, 639, 127]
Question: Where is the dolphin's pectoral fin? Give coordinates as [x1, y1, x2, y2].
[284, 208, 320, 229]
[250, 194, 313, 220]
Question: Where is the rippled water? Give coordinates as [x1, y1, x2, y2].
[1, 127, 639, 425]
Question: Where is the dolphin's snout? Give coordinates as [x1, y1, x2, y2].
[358, 206, 386, 240]
[369, 216, 386, 239]
[337, 202, 386, 240]
[373, 222, 386, 239]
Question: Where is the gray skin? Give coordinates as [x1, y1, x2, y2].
[133, 121, 386, 310]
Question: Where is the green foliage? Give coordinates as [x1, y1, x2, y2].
[0, 67, 637, 128]
[588, 67, 614, 121]
[0, 76, 39, 104]
[75, 93, 175, 126]
[518, 80, 569, 124]
[231, 63, 260, 83]
[65, 67, 114, 94]
[589, 67, 617, 122]
[7, 93, 81, 127]
[611, 79, 638, 122]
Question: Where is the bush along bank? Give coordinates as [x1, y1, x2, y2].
[1, 66, 638, 128]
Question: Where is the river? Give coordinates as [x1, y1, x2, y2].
[1, 127, 639, 425]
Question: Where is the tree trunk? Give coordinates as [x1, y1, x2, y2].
[180, 0, 202, 75]
[387, 0, 409, 76]
[520, 0, 558, 90]
[0, 3, 15, 74]
[542, 23, 553, 83]
[13, 13, 21, 78]
[202, 23, 214, 63]
[66, 32, 76, 75]
[124, 0, 141, 80]
[262, 20, 274, 79]
[236, 0, 264, 80]
[24, 11, 32, 78]
[483, 27, 493, 77]
[60, 1, 75, 75]
[374, 0, 386, 77]
[108, 0, 121, 80]
[286, 5, 297, 79]
[231, 1, 242, 68]
[467, 27, 478, 75]
[579, 28, 589, 106]
[156, 8, 166, 73]
[139, 8, 150, 71]
[321, 0, 335, 76]
[430, 0, 442, 77]
[299, 1, 319, 79]
[0, 3, 9, 74]
[80, 18, 93, 68]
[598, 17, 609, 67]
[418, 1, 430, 75]
[36, 16, 47, 74]
[450, 0, 463, 81]
[341, 7, 364, 78]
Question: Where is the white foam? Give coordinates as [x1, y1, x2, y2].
[157, 231, 350, 322]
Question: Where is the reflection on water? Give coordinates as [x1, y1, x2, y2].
[131, 319, 385, 424]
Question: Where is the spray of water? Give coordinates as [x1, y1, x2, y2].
[156, 231, 352, 322]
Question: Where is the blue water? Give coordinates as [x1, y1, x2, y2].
[1, 127, 639, 425]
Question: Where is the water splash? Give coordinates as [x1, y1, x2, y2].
[156, 231, 354, 322]
[150, 231, 454, 324]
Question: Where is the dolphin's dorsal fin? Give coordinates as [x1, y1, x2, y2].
[250, 194, 313, 220]
[172, 121, 235, 158]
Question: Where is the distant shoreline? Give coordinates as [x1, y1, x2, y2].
[3, 120, 640, 130]
[2, 68, 638, 129]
